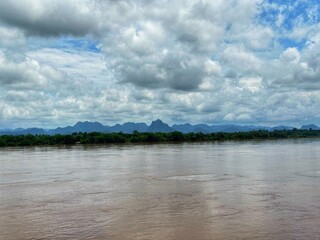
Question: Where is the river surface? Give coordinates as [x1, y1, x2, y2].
[1, 139, 320, 239]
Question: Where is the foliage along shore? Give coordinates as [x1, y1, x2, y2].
[1, 129, 320, 147]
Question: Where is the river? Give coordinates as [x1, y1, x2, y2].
[1, 139, 320, 239]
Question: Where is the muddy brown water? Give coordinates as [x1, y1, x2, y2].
[1, 139, 320, 239]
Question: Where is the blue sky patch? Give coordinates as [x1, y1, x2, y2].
[53, 38, 101, 53]
[259, 0, 320, 31]
[279, 37, 307, 50]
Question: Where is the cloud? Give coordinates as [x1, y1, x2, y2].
[280, 47, 300, 63]
[114, 51, 209, 91]
[0, 51, 62, 90]
[264, 36, 320, 92]
[0, 26, 25, 48]
[221, 45, 262, 75]
[1, 0, 320, 128]
[0, 49, 108, 127]
[98, 0, 265, 91]
[0, 0, 99, 37]
[27, 47, 109, 84]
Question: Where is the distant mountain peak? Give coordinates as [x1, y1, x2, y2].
[147, 119, 174, 133]
[108, 122, 148, 133]
[74, 121, 103, 127]
[1, 120, 320, 136]
[301, 124, 320, 130]
[153, 119, 164, 123]
[271, 125, 294, 131]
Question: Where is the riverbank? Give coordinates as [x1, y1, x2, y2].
[1, 129, 320, 147]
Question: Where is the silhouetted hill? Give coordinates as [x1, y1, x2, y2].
[193, 124, 213, 133]
[1, 120, 319, 136]
[107, 122, 148, 133]
[73, 121, 106, 132]
[49, 121, 107, 135]
[172, 123, 194, 133]
[0, 128, 47, 136]
[49, 126, 75, 135]
[271, 125, 295, 131]
[301, 124, 320, 130]
[147, 119, 174, 133]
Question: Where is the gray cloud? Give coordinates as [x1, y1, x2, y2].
[116, 52, 208, 91]
[0, 52, 57, 90]
[0, 0, 99, 37]
[0, 26, 25, 48]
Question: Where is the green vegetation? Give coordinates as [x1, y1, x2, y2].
[1, 129, 320, 147]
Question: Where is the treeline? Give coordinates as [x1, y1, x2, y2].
[1, 129, 320, 147]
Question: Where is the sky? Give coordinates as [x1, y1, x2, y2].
[0, 0, 320, 128]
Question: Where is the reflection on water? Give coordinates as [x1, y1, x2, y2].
[1, 139, 320, 239]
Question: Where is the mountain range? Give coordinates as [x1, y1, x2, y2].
[0, 119, 319, 136]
